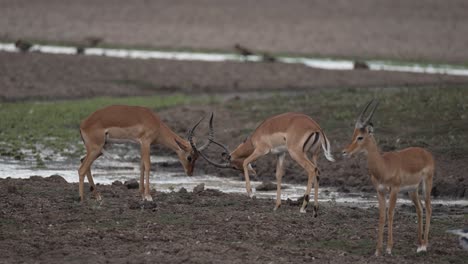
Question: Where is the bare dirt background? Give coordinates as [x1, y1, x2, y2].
[0, 1, 468, 263]
[1, 0, 468, 63]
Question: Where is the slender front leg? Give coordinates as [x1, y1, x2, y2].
[386, 188, 398, 255]
[274, 153, 286, 211]
[242, 149, 267, 198]
[141, 143, 152, 201]
[409, 190, 423, 251]
[139, 159, 145, 200]
[421, 175, 433, 252]
[375, 189, 387, 256]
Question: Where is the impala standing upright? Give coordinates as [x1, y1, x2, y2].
[78, 105, 212, 202]
[342, 99, 434, 256]
[190, 112, 335, 215]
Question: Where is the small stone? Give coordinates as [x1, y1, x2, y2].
[256, 181, 277, 191]
[193, 183, 205, 194]
[124, 179, 139, 189]
[179, 187, 187, 193]
[112, 180, 123, 186]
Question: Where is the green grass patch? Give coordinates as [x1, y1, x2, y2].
[0, 95, 209, 160]
[226, 87, 468, 156]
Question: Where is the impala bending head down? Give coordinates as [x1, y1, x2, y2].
[78, 105, 213, 202]
[190, 112, 335, 215]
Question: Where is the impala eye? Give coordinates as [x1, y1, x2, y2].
[357, 136, 364, 141]
[187, 156, 192, 162]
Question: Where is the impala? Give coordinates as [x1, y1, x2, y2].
[342, 99, 434, 256]
[189, 112, 335, 215]
[78, 105, 212, 202]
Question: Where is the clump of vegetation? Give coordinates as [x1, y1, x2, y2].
[0, 95, 205, 161]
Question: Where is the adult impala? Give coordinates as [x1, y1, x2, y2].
[190, 112, 335, 215]
[342, 99, 434, 256]
[78, 105, 212, 202]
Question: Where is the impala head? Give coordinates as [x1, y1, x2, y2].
[189, 115, 256, 175]
[342, 99, 379, 157]
[174, 139, 199, 176]
[175, 113, 214, 176]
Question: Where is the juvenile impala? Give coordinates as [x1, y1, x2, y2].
[78, 105, 212, 202]
[342, 99, 434, 256]
[190, 112, 335, 215]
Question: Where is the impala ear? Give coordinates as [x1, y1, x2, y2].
[175, 138, 189, 152]
[367, 123, 374, 134]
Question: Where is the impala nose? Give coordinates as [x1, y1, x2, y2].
[342, 150, 348, 157]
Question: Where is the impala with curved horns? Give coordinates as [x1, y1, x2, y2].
[342, 99, 434, 256]
[190, 112, 335, 215]
[78, 105, 213, 202]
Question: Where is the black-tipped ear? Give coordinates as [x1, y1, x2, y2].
[175, 138, 189, 152]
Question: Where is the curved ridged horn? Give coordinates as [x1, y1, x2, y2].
[188, 113, 231, 168]
[355, 99, 379, 128]
[196, 113, 214, 151]
[362, 100, 379, 125]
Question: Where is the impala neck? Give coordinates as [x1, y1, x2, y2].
[159, 123, 190, 154]
[231, 138, 255, 160]
[364, 136, 387, 181]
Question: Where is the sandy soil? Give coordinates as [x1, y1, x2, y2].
[0, 176, 466, 264]
[1, 0, 468, 63]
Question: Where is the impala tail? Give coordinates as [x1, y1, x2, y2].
[319, 131, 335, 162]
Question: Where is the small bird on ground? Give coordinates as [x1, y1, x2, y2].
[447, 229, 468, 250]
[15, 39, 33, 52]
[234, 43, 254, 57]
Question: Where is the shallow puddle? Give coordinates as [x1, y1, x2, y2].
[1, 154, 467, 209]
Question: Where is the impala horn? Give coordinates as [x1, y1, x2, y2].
[188, 113, 231, 168]
[356, 99, 379, 128]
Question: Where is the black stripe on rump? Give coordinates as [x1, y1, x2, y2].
[303, 132, 320, 152]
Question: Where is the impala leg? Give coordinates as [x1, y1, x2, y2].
[386, 188, 398, 255]
[312, 155, 319, 217]
[409, 190, 423, 251]
[242, 149, 267, 198]
[274, 153, 286, 211]
[78, 149, 101, 202]
[421, 175, 433, 252]
[139, 159, 145, 199]
[86, 167, 102, 201]
[141, 142, 152, 201]
[289, 150, 317, 214]
[312, 168, 319, 217]
[375, 189, 386, 256]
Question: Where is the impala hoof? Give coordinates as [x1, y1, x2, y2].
[374, 250, 381, 257]
[300, 208, 307, 214]
[144, 195, 153, 202]
[386, 248, 392, 255]
[416, 245, 427, 253]
[95, 193, 102, 201]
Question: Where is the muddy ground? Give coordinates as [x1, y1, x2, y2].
[1, 1, 468, 263]
[2, 51, 467, 199]
[0, 176, 467, 264]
